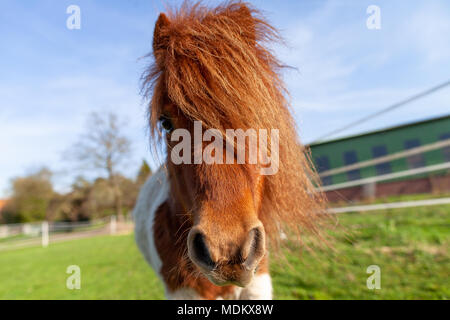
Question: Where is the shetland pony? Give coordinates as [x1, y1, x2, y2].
[134, 1, 326, 300]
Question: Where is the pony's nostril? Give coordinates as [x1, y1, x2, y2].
[191, 232, 215, 269]
[242, 226, 266, 270]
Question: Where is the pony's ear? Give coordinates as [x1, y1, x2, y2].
[153, 13, 171, 60]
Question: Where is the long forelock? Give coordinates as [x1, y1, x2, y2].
[144, 2, 284, 133]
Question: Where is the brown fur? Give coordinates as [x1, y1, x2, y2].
[142, 1, 328, 297]
[154, 200, 270, 299]
[142, 0, 327, 248]
[154, 201, 237, 299]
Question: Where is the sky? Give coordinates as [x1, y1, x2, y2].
[1, 0, 450, 197]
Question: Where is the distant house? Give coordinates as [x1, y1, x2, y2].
[308, 114, 450, 201]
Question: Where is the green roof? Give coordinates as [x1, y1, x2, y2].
[308, 113, 450, 148]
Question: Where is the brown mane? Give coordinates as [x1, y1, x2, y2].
[142, 1, 328, 251]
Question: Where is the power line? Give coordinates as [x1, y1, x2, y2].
[310, 79, 450, 143]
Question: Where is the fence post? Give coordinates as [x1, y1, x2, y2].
[42, 221, 49, 248]
[110, 215, 117, 235]
[363, 182, 377, 200]
[0, 225, 8, 238]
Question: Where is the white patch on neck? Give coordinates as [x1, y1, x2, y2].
[239, 273, 273, 300]
[133, 167, 169, 281]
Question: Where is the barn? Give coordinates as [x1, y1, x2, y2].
[309, 114, 450, 201]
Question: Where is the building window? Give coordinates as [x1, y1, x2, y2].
[315, 155, 330, 172]
[343, 150, 361, 181]
[404, 139, 425, 168]
[372, 145, 391, 175]
[440, 133, 450, 162]
[314, 155, 332, 186]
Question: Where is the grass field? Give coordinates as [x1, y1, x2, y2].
[0, 204, 448, 299]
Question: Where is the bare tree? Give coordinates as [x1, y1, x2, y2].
[67, 112, 132, 219]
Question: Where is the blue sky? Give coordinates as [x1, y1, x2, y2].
[1, 0, 450, 197]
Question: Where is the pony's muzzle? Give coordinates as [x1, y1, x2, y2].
[187, 225, 266, 287]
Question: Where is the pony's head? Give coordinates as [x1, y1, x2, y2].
[142, 1, 326, 287]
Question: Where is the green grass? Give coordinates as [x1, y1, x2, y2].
[272, 204, 450, 299]
[0, 204, 449, 300]
[0, 235, 165, 299]
[0, 234, 33, 244]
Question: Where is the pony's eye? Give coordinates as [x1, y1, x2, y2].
[159, 115, 174, 132]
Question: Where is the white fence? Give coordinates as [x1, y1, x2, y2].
[318, 139, 450, 178]
[0, 216, 133, 251]
[328, 197, 450, 214]
[321, 161, 450, 192]
[316, 138, 450, 195]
